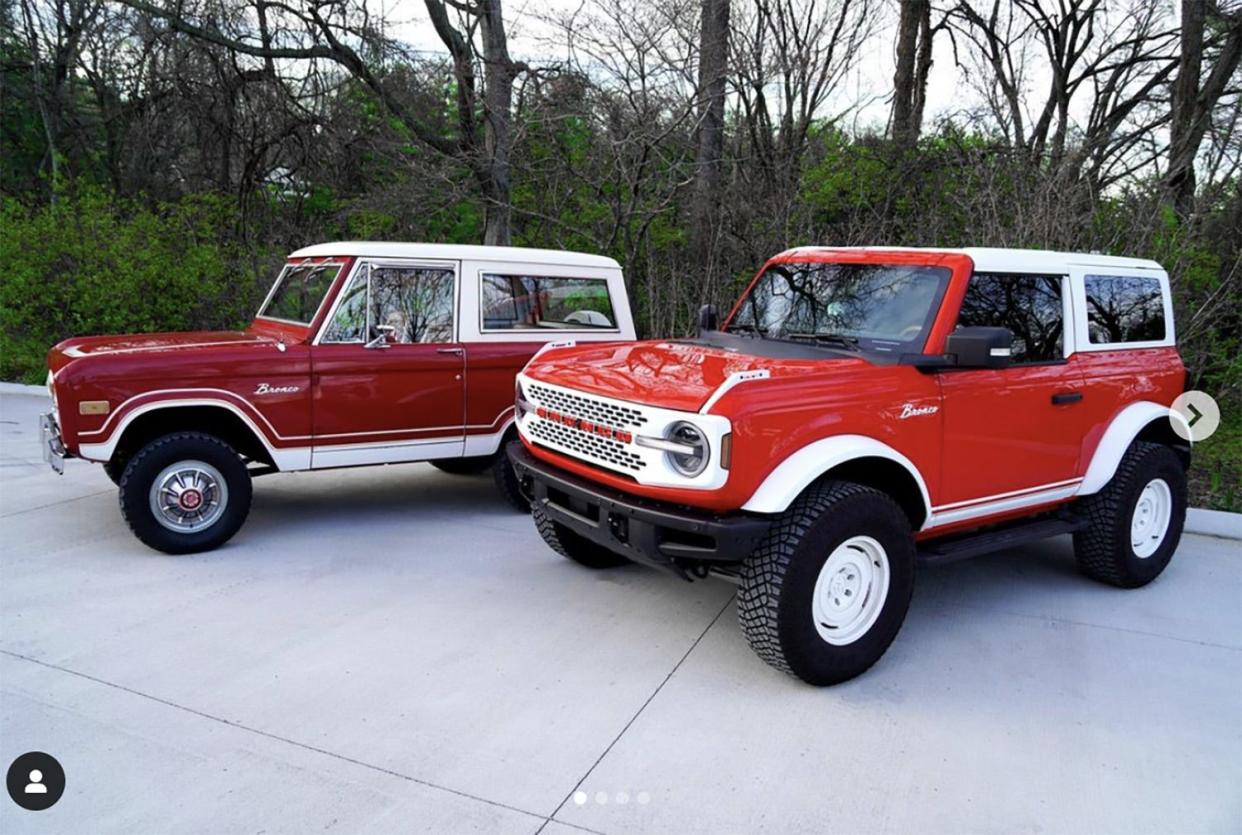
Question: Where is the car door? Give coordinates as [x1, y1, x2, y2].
[310, 259, 465, 468]
[936, 271, 1094, 520]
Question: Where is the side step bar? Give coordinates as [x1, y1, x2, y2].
[917, 515, 1085, 566]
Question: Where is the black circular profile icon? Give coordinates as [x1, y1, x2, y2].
[6, 752, 65, 811]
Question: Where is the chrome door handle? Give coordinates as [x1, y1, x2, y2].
[437, 347, 464, 355]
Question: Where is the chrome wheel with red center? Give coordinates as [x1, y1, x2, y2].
[148, 460, 229, 533]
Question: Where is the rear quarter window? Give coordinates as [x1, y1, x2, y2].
[1084, 274, 1166, 344]
[481, 274, 616, 330]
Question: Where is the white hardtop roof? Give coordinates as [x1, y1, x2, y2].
[778, 246, 1163, 273]
[289, 241, 620, 269]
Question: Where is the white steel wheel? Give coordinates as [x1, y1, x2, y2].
[148, 459, 229, 534]
[1130, 477, 1172, 559]
[811, 535, 891, 646]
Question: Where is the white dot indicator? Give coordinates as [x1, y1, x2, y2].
[594, 791, 609, 805]
[616, 791, 630, 805]
[637, 791, 651, 805]
[572, 791, 588, 806]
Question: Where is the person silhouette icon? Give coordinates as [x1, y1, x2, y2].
[7, 752, 64, 809]
[24, 770, 47, 794]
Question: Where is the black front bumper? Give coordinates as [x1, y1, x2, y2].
[509, 443, 771, 574]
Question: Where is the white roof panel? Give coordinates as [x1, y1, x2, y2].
[289, 241, 621, 269]
[777, 246, 1163, 273]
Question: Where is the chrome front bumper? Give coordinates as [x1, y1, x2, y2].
[39, 412, 66, 474]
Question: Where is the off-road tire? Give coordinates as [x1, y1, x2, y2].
[492, 440, 531, 513]
[532, 502, 629, 569]
[1073, 441, 1186, 588]
[738, 481, 915, 686]
[431, 456, 493, 476]
[118, 432, 252, 554]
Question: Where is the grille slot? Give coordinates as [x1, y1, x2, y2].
[528, 384, 649, 429]
[529, 418, 646, 472]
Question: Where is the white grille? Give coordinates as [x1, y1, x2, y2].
[528, 418, 645, 472]
[517, 374, 731, 490]
[528, 383, 649, 429]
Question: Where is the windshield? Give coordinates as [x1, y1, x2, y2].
[728, 261, 951, 352]
[258, 261, 342, 325]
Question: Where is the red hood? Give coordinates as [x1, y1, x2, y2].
[49, 330, 277, 371]
[524, 340, 859, 412]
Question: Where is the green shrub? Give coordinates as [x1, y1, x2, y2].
[0, 188, 272, 382]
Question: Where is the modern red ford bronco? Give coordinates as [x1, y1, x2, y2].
[510, 247, 1191, 685]
[41, 242, 634, 553]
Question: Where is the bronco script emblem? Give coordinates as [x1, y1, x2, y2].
[535, 407, 633, 443]
[899, 403, 939, 419]
[253, 383, 301, 395]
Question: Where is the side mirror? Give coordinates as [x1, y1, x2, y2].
[365, 324, 396, 349]
[944, 326, 1013, 369]
[698, 304, 719, 334]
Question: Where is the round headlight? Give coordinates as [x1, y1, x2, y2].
[666, 421, 710, 477]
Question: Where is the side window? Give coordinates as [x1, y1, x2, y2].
[322, 265, 368, 342]
[321, 264, 456, 344]
[370, 267, 455, 343]
[956, 273, 1064, 364]
[1084, 274, 1165, 344]
[481, 274, 616, 330]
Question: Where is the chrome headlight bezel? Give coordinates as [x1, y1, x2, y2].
[664, 421, 710, 477]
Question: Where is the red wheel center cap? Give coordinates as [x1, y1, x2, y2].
[179, 489, 203, 510]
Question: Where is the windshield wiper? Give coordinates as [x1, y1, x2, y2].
[723, 323, 767, 338]
[782, 332, 862, 351]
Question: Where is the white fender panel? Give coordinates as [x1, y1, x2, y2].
[76, 398, 312, 471]
[741, 434, 932, 523]
[1078, 401, 1190, 495]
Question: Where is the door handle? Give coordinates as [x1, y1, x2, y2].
[437, 347, 464, 355]
[1051, 391, 1083, 405]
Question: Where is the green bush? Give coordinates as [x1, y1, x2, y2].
[0, 188, 272, 382]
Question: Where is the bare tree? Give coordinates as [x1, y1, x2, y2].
[732, 0, 873, 183]
[117, 0, 528, 244]
[689, 0, 730, 283]
[891, 0, 940, 147]
[1168, 0, 1242, 219]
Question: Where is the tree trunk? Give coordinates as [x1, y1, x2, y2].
[690, 0, 730, 289]
[891, 0, 931, 147]
[1168, 0, 1242, 219]
[479, 0, 515, 246]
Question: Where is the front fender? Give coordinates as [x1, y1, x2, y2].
[740, 434, 932, 524]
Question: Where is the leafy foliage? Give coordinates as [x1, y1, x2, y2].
[0, 187, 273, 382]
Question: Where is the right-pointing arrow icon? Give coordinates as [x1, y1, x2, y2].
[1171, 391, 1220, 442]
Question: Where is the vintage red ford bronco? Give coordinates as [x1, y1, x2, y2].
[510, 247, 1191, 685]
[41, 242, 635, 553]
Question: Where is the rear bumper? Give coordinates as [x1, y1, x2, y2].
[509, 444, 770, 573]
[39, 412, 67, 474]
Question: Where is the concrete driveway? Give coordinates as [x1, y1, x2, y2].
[1, 389, 1239, 834]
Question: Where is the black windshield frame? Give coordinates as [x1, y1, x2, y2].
[728, 261, 952, 354]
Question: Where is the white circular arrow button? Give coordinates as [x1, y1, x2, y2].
[1170, 391, 1220, 442]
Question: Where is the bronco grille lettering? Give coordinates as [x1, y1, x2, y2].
[536, 406, 633, 444]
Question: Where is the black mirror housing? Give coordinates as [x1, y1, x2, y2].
[698, 303, 719, 334]
[944, 326, 1013, 369]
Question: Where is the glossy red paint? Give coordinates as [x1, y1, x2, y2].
[521, 248, 1187, 536]
[47, 249, 626, 467]
[462, 343, 541, 434]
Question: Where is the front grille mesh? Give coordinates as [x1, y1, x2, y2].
[529, 418, 646, 472]
[529, 384, 649, 429]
